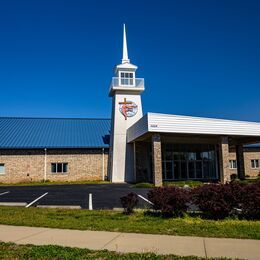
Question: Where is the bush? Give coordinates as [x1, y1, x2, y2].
[239, 182, 260, 219]
[120, 192, 139, 214]
[192, 183, 244, 219]
[230, 174, 237, 181]
[147, 186, 189, 217]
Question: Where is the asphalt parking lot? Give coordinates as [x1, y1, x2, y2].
[0, 184, 151, 209]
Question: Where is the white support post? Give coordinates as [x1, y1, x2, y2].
[44, 148, 47, 182]
[102, 148, 105, 181]
[88, 193, 93, 210]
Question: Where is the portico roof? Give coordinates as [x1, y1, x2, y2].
[127, 112, 260, 144]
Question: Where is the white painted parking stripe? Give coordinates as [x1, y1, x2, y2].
[0, 191, 10, 196]
[0, 202, 27, 207]
[37, 205, 81, 209]
[26, 192, 48, 208]
[138, 194, 154, 205]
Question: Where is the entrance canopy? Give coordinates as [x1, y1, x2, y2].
[127, 112, 260, 145]
[127, 113, 260, 186]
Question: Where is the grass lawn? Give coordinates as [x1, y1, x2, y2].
[1, 177, 258, 187]
[131, 180, 204, 188]
[0, 180, 110, 186]
[0, 207, 259, 240]
[0, 242, 229, 260]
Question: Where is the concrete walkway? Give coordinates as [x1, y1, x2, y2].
[0, 225, 259, 259]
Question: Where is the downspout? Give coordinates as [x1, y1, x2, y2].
[102, 148, 105, 181]
[44, 148, 47, 182]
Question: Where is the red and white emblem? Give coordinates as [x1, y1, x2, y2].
[119, 98, 138, 120]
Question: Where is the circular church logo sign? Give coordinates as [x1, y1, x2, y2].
[119, 98, 138, 120]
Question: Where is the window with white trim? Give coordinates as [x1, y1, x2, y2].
[251, 159, 260, 169]
[229, 160, 237, 169]
[120, 72, 134, 85]
[51, 163, 68, 174]
[0, 164, 5, 174]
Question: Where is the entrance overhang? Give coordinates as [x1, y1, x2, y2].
[127, 112, 260, 144]
[128, 112, 260, 185]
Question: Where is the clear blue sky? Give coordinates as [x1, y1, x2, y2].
[0, 0, 259, 121]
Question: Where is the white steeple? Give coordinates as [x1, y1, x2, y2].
[109, 24, 145, 183]
[122, 24, 130, 64]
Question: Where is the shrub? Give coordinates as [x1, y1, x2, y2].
[230, 174, 237, 181]
[120, 192, 139, 214]
[239, 182, 260, 219]
[192, 183, 244, 219]
[147, 186, 189, 217]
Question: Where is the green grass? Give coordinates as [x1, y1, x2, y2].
[163, 180, 204, 187]
[131, 180, 203, 188]
[0, 242, 229, 259]
[0, 206, 259, 240]
[0, 180, 110, 186]
[131, 182, 154, 188]
[237, 177, 260, 185]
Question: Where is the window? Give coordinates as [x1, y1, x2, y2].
[51, 163, 68, 174]
[229, 160, 237, 169]
[162, 144, 217, 180]
[0, 164, 5, 174]
[120, 72, 134, 85]
[251, 159, 260, 169]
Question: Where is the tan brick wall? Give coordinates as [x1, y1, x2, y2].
[229, 148, 260, 178]
[0, 149, 108, 183]
[218, 136, 230, 183]
[152, 134, 163, 187]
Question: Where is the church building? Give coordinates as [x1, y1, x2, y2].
[0, 25, 260, 185]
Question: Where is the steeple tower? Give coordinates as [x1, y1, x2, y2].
[109, 24, 145, 183]
[122, 24, 130, 64]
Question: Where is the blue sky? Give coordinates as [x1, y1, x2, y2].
[0, 0, 259, 121]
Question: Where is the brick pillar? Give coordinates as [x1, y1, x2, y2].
[152, 133, 163, 187]
[236, 145, 245, 180]
[218, 136, 230, 183]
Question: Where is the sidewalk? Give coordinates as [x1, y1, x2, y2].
[0, 224, 259, 259]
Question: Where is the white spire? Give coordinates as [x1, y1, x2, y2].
[122, 24, 130, 64]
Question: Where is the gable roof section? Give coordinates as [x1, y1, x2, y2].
[0, 117, 111, 149]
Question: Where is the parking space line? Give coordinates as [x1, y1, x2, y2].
[0, 191, 10, 196]
[26, 192, 48, 208]
[138, 194, 154, 205]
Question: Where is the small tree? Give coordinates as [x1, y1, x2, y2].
[192, 183, 244, 219]
[147, 186, 190, 217]
[240, 182, 260, 220]
[120, 192, 139, 214]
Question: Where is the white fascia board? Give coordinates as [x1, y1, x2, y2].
[127, 114, 149, 142]
[147, 112, 260, 137]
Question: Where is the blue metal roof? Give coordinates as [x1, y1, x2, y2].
[245, 143, 260, 148]
[0, 117, 111, 149]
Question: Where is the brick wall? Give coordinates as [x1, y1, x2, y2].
[0, 149, 109, 183]
[229, 147, 260, 178]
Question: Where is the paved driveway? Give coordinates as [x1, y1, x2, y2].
[0, 184, 151, 209]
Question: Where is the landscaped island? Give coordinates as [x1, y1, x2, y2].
[0, 206, 259, 240]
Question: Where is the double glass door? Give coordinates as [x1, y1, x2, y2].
[162, 144, 217, 180]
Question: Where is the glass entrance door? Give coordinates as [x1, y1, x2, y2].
[163, 161, 174, 180]
[162, 143, 217, 181]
